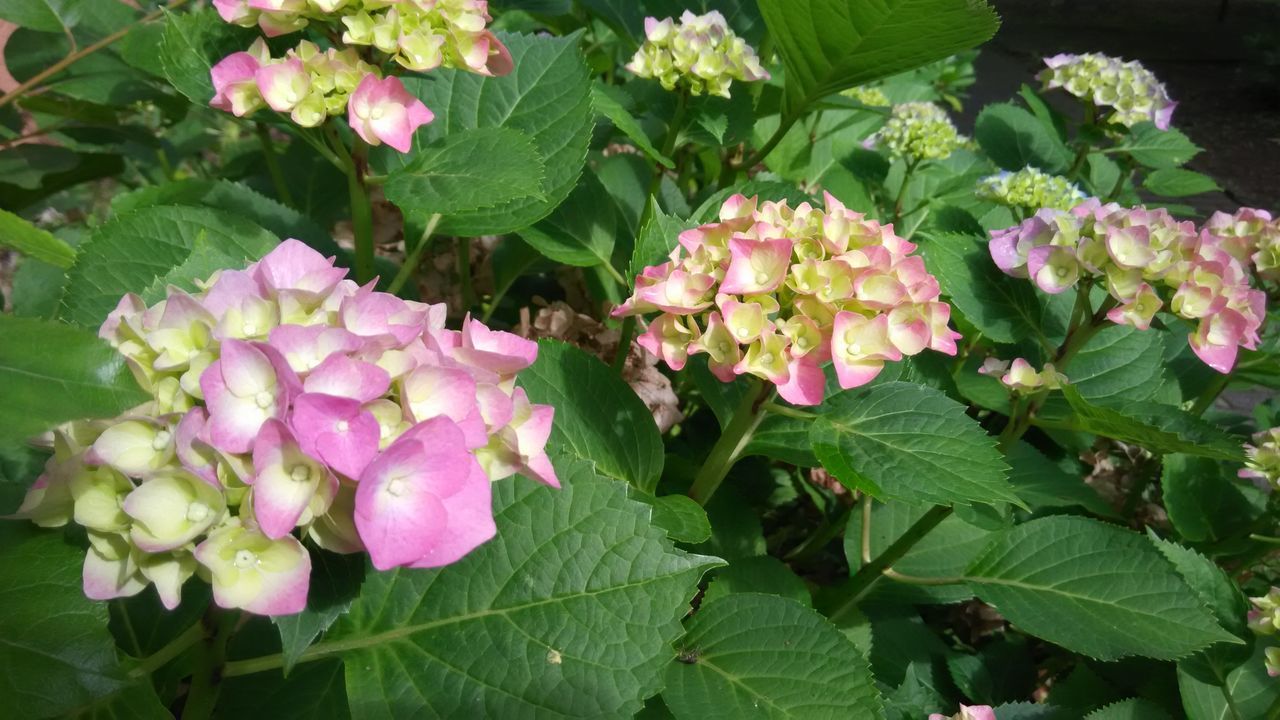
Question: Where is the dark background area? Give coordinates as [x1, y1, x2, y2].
[964, 0, 1280, 213]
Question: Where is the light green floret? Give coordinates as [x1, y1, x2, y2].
[878, 102, 963, 163]
[977, 168, 1087, 211]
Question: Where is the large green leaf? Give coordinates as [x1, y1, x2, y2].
[0, 0, 83, 33]
[1143, 169, 1219, 198]
[384, 126, 545, 220]
[1005, 442, 1115, 517]
[629, 206, 687, 277]
[662, 594, 882, 719]
[921, 232, 1051, 345]
[273, 550, 366, 674]
[160, 7, 259, 106]
[220, 660, 350, 720]
[1178, 644, 1280, 720]
[0, 316, 146, 446]
[1117, 123, 1202, 170]
[810, 382, 1018, 507]
[1064, 325, 1172, 404]
[757, 0, 999, 116]
[517, 341, 665, 492]
[1084, 699, 1173, 720]
[517, 171, 617, 267]
[964, 516, 1239, 661]
[60, 205, 279, 328]
[0, 523, 128, 717]
[319, 464, 719, 718]
[0, 208, 76, 268]
[974, 103, 1073, 173]
[591, 82, 673, 168]
[391, 32, 593, 236]
[1161, 455, 1266, 543]
[1058, 385, 1243, 461]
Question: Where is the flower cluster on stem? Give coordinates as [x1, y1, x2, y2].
[869, 102, 964, 163]
[1040, 52, 1177, 130]
[209, 0, 510, 151]
[990, 199, 1269, 373]
[978, 357, 1066, 394]
[614, 193, 962, 406]
[12, 240, 558, 615]
[977, 168, 1087, 213]
[1241, 427, 1280, 490]
[1249, 587, 1280, 676]
[625, 11, 768, 98]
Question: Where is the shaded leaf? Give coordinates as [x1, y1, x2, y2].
[0, 208, 76, 268]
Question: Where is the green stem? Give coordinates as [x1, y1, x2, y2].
[785, 502, 853, 562]
[612, 317, 635, 374]
[829, 505, 955, 621]
[761, 401, 816, 420]
[1106, 160, 1135, 202]
[883, 568, 966, 586]
[739, 110, 801, 171]
[256, 123, 295, 208]
[892, 159, 919, 224]
[386, 213, 443, 295]
[687, 379, 771, 505]
[181, 609, 237, 720]
[127, 620, 205, 680]
[456, 237, 475, 311]
[639, 91, 689, 231]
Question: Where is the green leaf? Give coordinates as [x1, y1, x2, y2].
[578, 0, 644, 42]
[0, 523, 128, 717]
[1084, 698, 1173, 720]
[1065, 325, 1173, 404]
[964, 515, 1240, 661]
[845, 500, 991, 603]
[684, 92, 755, 148]
[60, 206, 279, 328]
[592, 82, 673, 168]
[517, 171, 617, 267]
[220, 660, 350, 720]
[69, 681, 172, 720]
[0, 208, 76, 268]
[921, 232, 1050, 345]
[1117, 123, 1202, 169]
[643, 493, 713, 545]
[1059, 385, 1244, 461]
[392, 32, 593, 236]
[0, 316, 146, 446]
[384, 126, 545, 220]
[1161, 455, 1266, 543]
[1147, 531, 1248, 640]
[810, 382, 1018, 507]
[0, 144, 78, 191]
[702, 556, 811, 607]
[325, 463, 719, 718]
[974, 102, 1073, 173]
[1005, 441, 1115, 517]
[1143, 168, 1220, 197]
[160, 7, 259, 106]
[0, 0, 82, 33]
[272, 550, 366, 675]
[1177, 643, 1280, 720]
[662, 594, 882, 719]
[630, 206, 687, 276]
[757, 0, 999, 116]
[994, 702, 1076, 719]
[517, 341, 665, 491]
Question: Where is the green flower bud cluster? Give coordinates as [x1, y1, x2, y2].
[977, 168, 1087, 212]
[340, 0, 509, 75]
[840, 86, 890, 108]
[1040, 53, 1176, 130]
[625, 11, 769, 99]
[874, 102, 964, 163]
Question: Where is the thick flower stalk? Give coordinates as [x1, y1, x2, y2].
[1249, 587, 1280, 676]
[1040, 53, 1177, 130]
[614, 193, 962, 406]
[977, 168, 1087, 212]
[624, 11, 768, 98]
[930, 706, 996, 720]
[1241, 427, 1280, 490]
[989, 199, 1268, 373]
[209, 0, 510, 149]
[869, 102, 964, 163]
[12, 240, 558, 615]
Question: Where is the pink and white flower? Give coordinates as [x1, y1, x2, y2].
[347, 74, 434, 153]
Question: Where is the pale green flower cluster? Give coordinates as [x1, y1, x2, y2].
[1040, 53, 1176, 130]
[875, 102, 964, 163]
[840, 86, 890, 108]
[977, 168, 1087, 212]
[625, 11, 769, 98]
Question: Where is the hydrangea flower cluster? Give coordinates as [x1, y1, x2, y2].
[12, 240, 558, 616]
[977, 168, 1087, 212]
[1203, 207, 1280, 280]
[624, 11, 769, 98]
[613, 193, 962, 406]
[1241, 427, 1280, 490]
[870, 102, 964, 163]
[209, 0, 510, 151]
[978, 357, 1066, 394]
[1248, 587, 1280, 676]
[990, 199, 1268, 373]
[930, 706, 996, 720]
[1040, 53, 1177, 130]
[840, 85, 890, 108]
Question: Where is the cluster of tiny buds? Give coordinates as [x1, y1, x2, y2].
[209, 0, 510, 152]
[625, 11, 769, 98]
[977, 168, 1088, 213]
[1248, 587, 1280, 676]
[978, 357, 1066, 394]
[868, 102, 965, 163]
[930, 705, 996, 720]
[840, 86, 891, 108]
[990, 199, 1269, 374]
[614, 192, 962, 406]
[12, 240, 558, 616]
[1040, 52, 1177, 130]
[1241, 427, 1280, 491]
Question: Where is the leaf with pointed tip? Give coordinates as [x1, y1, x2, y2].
[160, 8, 259, 106]
[384, 127, 546, 220]
[1059, 385, 1243, 461]
[517, 171, 616, 267]
[0, 208, 76, 268]
[592, 83, 673, 168]
[922, 232, 1050, 345]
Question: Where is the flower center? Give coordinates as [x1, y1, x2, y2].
[735, 327, 750, 338]
[796, 337, 809, 349]
[1056, 267, 1069, 278]
[754, 271, 770, 285]
[371, 107, 385, 120]
[186, 502, 210, 523]
[847, 343, 862, 356]
[760, 353, 775, 366]
[335, 420, 350, 433]
[290, 464, 311, 482]
[243, 321, 258, 336]
[152, 430, 172, 450]
[255, 391, 274, 409]
[233, 549, 257, 569]
[386, 479, 407, 497]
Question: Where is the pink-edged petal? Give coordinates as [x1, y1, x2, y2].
[251, 419, 337, 539]
[289, 393, 380, 480]
[408, 459, 496, 568]
[451, 316, 538, 375]
[775, 355, 826, 406]
[304, 353, 390, 403]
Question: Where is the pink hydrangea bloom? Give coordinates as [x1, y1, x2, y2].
[930, 705, 996, 720]
[615, 192, 962, 405]
[12, 239, 558, 615]
[347, 74, 435, 153]
[988, 200, 1269, 374]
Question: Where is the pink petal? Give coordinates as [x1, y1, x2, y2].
[304, 354, 390, 403]
[451, 316, 539, 375]
[776, 355, 826, 406]
[289, 393, 381, 480]
[251, 419, 337, 539]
